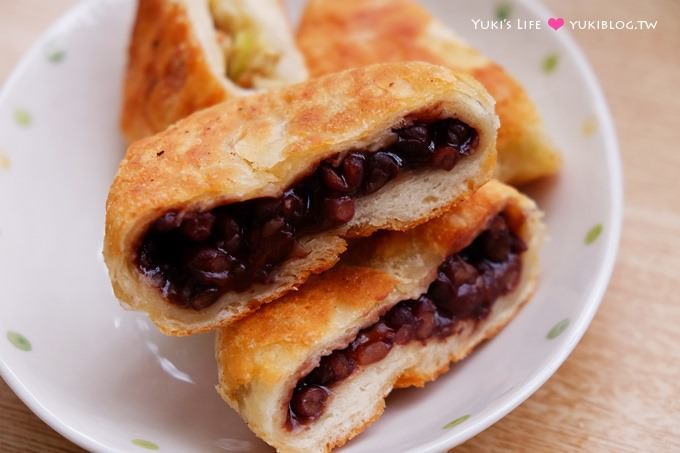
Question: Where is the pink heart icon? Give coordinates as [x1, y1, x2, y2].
[548, 17, 565, 30]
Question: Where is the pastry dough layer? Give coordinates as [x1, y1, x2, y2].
[105, 62, 498, 335]
[296, 0, 561, 185]
[215, 180, 544, 452]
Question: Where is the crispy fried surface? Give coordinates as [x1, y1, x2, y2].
[120, 0, 230, 142]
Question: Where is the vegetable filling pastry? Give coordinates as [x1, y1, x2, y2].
[120, 0, 308, 141]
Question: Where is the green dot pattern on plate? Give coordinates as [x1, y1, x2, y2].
[132, 439, 159, 450]
[542, 53, 559, 74]
[7, 331, 31, 351]
[442, 414, 470, 429]
[495, 2, 512, 21]
[13, 109, 32, 126]
[47, 49, 66, 63]
[585, 224, 603, 245]
[547, 319, 570, 340]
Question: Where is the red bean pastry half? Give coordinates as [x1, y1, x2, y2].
[288, 212, 527, 424]
[104, 62, 498, 335]
[216, 180, 545, 452]
[136, 117, 480, 313]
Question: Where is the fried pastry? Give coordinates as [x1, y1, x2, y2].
[120, 0, 308, 142]
[105, 62, 498, 335]
[215, 180, 544, 452]
[296, 0, 561, 184]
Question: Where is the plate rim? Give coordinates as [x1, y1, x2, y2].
[0, 0, 623, 452]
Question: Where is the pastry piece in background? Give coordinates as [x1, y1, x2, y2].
[296, 0, 561, 185]
[105, 62, 499, 335]
[215, 180, 544, 453]
[120, 0, 308, 142]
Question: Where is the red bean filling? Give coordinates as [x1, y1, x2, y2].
[137, 119, 478, 310]
[286, 214, 526, 428]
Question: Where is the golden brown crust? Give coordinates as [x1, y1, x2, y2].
[105, 61, 498, 336]
[120, 0, 308, 142]
[120, 0, 231, 142]
[296, 0, 561, 185]
[214, 180, 544, 452]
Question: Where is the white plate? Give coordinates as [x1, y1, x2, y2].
[0, 0, 621, 451]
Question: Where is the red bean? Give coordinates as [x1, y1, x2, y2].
[310, 352, 356, 386]
[261, 217, 286, 238]
[496, 256, 522, 292]
[431, 146, 460, 171]
[450, 279, 486, 317]
[281, 190, 307, 223]
[413, 297, 437, 340]
[480, 216, 513, 262]
[354, 341, 392, 366]
[154, 211, 182, 231]
[349, 322, 395, 365]
[322, 197, 355, 224]
[180, 212, 215, 241]
[395, 138, 429, 157]
[428, 273, 456, 306]
[394, 324, 415, 345]
[188, 247, 231, 273]
[445, 120, 471, 147]
[290, 385, 328, 420]
[443, 256, 478, 286]
[216, 215, 241, 250]
[252, 198, 281, 222]
[251, 219, 295, 264]
[364, 152, 401, 194]
[341, 153, 366, 192]
[384, 303, 417, 329]
[189, 288, 220, 310]
[320, 166, 350, 193]
[444, 119, 477, 155]
[187, 248, 233, 286]
[435, 312, 455, 338]
[228, 261, 252, 292]
[397, 125, 429, 142]
[192, 270, 231, 287]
